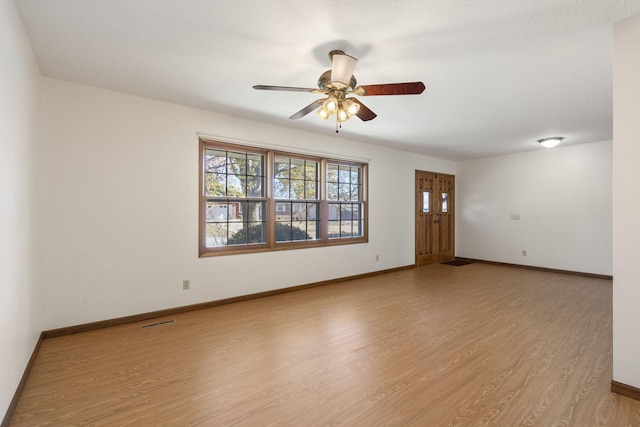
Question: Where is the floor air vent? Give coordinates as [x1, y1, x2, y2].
[140, 319, 176, 329]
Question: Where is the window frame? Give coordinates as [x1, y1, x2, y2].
[199, 138, 368, 257]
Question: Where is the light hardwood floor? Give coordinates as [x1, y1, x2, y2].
[9, 263, 640, 426]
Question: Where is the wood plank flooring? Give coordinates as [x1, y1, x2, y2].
[9, 263, 640, 426]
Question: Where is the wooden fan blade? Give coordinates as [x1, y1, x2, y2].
[253, 85, 318, 93]
[352, 99, 377, 121]
[289, 99, 324, 120]
[355, 82, 425, 96]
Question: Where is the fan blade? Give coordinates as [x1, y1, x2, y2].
[352, 99, 377, 121]
[355, 82, 425, 96]
[289, 99, 324, 120]
[253, 85, 319, 93]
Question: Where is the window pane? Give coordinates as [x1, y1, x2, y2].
[206, 201, 228, 222]
[307, 203, 318, 221]
[228, 222, 266, 246]
[205, 150, 265, 199]
[339, 183, 351, 201]
[205, 222, 228, 248]
[246, 201, 264, 221]
[291, 221, 308, 241]
[246, 222, 266, 244]
[308, 221, 320, 240]
[327, 164, 339, 183]
[442, 193, 449, 213]
[340, 221, 354, 238]
[205, 200, 266, 247]
[328, 163, 362, 204]
[350, 184, 360, 201]
[352, 220, 364, 237]
[290, 158, 305, 178]
[205, 172, 226, 196]
[305, 163, 317, 180]
[246, 177, 263, 197]
[226, 174, 244, 197]
[423, 191, 430, 212]
[350, 168, 360, 184]
[274, 177, 289, 199]
[338, 165, 351, 183]
[204, 149, 227, 173]
[227, 222, 248, 245]
[227, 151, 246, 175]
[292, 202, 307, 220]
[327, 183, 338, 201]
[247, 154, 263, 177]
[305, 181, 317, 199]
[290, 179, 305, 199]
[344, 203, 361, 220]
[327, 203, 363, 239]
[275, 201, 288, 214]
[275, 222, 308, 242]
[275, 201, 320, 242]
[328, 221, 341, 238]
[274, 158, 318, 201]
[328, 203, 340, 221]
[227, 201, 244, 223]
[274, 157, 289, 178]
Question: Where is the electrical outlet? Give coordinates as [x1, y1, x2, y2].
[522, 250, 527, 256]
[376, 254, 379, 262]
[182, 280, 190, 290]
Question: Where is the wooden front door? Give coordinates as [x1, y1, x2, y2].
[415, 171, 455, 266]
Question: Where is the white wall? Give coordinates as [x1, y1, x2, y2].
[456, 140, 612, 275]
[0, 0, 42, 419]
[613, 13, 640, 390]
[40, 78, 455, 329]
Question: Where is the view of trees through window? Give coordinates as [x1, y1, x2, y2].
[274, 156, 320, 242]
[200, 139, 367, 256]
[204, 148, 266, 247]
[327, 163, 364, 238]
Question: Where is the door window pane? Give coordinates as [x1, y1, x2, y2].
[442, 193, 449, 213]
[423, 192, 430, 212]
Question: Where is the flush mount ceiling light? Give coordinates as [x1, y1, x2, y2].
[253, 50, 426, 132]
[538, 137, 564, 148]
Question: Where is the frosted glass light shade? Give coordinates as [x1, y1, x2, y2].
[344, 99, 360, 116]
[323, 97, 338, 113]
[331, 53, 358, 88]
[538, 137, 564, 148]
[316, 108, 329, 120]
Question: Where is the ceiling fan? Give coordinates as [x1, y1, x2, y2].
[253, 50, 425, 132]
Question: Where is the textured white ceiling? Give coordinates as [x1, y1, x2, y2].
[15, 0, 640, 160]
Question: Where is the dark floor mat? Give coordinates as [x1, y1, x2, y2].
[442, 258, 474, 266]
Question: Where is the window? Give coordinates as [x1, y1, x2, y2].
[202, 146, 267, 248]
[327, 163, 364, 238]
[200, 139, 367, 256]
[274, 156, 320, 242]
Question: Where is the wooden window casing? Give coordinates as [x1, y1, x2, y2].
[199, 138, 368, 257]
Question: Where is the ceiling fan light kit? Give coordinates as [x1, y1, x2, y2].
[253, 49, 425, 132]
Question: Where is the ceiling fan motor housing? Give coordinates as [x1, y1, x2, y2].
[317, 70, 357, 91]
